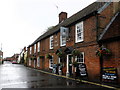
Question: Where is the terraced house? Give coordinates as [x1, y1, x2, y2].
[27, 2, 120, 84]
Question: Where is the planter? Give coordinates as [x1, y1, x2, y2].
[46, 54, 52, 59]
[39, 56, 44, 59]
[72, 49, 81, 56]
[96, 47, 111, 57]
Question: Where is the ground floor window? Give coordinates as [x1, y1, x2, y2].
[37, 57, 40, 67]
[29, 59, 31, 66]
[34, 60, 36, 68]
[49, 56, 53, 69]
[75, 52, 84, 63]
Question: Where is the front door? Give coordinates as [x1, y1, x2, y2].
[69, 55, 73, 76]
[42, 58, 45, 69]
[34, 60, 36, 68]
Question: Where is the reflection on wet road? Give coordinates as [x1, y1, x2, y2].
[0, 61, 110, 89]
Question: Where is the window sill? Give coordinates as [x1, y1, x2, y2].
[75, 40, 84, 44]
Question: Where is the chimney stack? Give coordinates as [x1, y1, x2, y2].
[59, 12, 67, 23]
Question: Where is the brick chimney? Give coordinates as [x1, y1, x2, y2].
[59, 12, 67, 23]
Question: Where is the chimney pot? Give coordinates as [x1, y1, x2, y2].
[59, 12, 67, 23]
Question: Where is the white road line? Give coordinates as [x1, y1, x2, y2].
[1, 81, 28, 86]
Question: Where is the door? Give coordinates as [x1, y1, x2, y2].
[42, 58, 45, 69]
[68, 55, 73, 76]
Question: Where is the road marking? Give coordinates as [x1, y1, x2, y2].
[27, 67, 120, 90]
[1, 81, 28, 86]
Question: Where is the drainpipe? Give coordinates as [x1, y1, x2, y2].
[96, 13, 103, 82]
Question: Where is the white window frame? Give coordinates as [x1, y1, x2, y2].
[75, 21, 84, 43]
[49, 56, 53, 69]
[34, 44, 36, 53]
[34, 60, 36, 68]
[37, 57, 40, 67]
[75, 52, 84, 63]
[30, 47, 32, 54]
[38, 42, 40, 52]
[29, 58, 31, 66]
[50, 36, 54, 49]
[60, 27, 68, 47]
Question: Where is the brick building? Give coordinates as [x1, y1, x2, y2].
[5, 54, 19, 62]
[27, 2, 120, 84]
[0, 50, 3, 64]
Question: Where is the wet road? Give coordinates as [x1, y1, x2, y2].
[0, 61, 112, 89]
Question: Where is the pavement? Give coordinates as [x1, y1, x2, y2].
[28, 67, 120, 90]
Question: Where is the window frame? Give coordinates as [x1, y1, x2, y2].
[49, 56, 53, 69]
[30, 47, 32, 54]
[60, 27, 68, 46]
[50, 36, 54, 49]
[34, 44, 36, 53]
[29, 58, 31, 66]
[37, 57, 40, 67]
[75, 21, 84, 43]
[37, 42, 40, 52]
[75, 52, 84, 63]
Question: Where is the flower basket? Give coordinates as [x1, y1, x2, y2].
[46, 54, 52, 59]
[31, 57, 36, 60]
[72, 49, 81, 56]
[39, 56, 44, 58]
[57, 52, 63, 57]
[96, 47, 111, 57]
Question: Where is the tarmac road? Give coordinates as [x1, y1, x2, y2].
[0, 61, 115, 90]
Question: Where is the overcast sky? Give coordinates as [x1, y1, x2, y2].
[0, 0, 96, 58]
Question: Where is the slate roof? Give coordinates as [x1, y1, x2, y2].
[99, 12, 120, 41]
[28, 2, 106, 47]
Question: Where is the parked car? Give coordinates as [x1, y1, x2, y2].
[12, 60, 18, 64]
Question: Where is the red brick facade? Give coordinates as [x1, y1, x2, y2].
[27, 2, 120, 84]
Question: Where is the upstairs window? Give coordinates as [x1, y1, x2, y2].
[30, 47, 32, 54]
[38, 42, 40, 52]
[50, 36, 54, 49]
[75, 21, 84, 43]
[34, 44, 36, 53]
[75, 52, 84, 63]
[60, 27, 68, 46]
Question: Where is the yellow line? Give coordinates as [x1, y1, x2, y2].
[27, 67, 120, 89]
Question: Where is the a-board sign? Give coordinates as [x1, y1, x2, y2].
[102, 67, 117, 83]
[78, 63, 87, 76]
